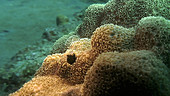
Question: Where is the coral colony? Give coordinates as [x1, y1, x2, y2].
[10, 0, 169, 96]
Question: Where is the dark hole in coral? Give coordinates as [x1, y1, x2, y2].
[110, 32, 115, 37]
[67, 53, 77, 65]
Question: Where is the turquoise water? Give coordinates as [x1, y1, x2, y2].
[0, 0, 90, 67]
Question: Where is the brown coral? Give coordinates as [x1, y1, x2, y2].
[76, 0, 169, 38]
[9, 16, 170, 95]
[134, 16, 170, 67]
[76, 4, 105, 38]
[51, 32, 76, 54]
[36, 24, 135, 85]
[64, 35, 80, 49]
[69, 38, 91, 52]
[35, 38, 93, 84]
[9, 76, 82, 96]
[91, 24, 135, 53]
[82, 50, 170, 96]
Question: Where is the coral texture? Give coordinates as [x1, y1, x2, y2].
[65, 35, 80, 49]
[134, 16, 170, 67]
[9, 76, 82, 96]
[82, 50, 170, 96]
[8, 0, 170, 95]
[35, 38, 93, 84]
[76, 0, 170, 38]
[10, 15, 170, 95]
[51, 32, 76, 54]
[91, 24, 135, 53]
[36, 23, 134, 85]
[76, 4, 105, 38]
[10, 16, 170, 95]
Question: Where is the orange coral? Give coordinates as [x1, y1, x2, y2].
[35, 38, 93, 84]
[91, 24, 135, 53]
[9, 76, 82, 96]
[10, 18, 170, 95]
[36, 24, 134, 85]
[69, 38, 91, 52]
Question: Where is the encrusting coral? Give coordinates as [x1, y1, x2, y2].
[134, 16, 170, 67]
[9, 75, 82, 96]
[76, 4, 105, 38]
[82, 50, 170, 96]
[35, 23, 135, 85]
[91, 24, 135, 53]
[76, 0, 170, 38]
[51, 32, 76, 54]
[10, 15, 170, 95]
[35, 38, 93, 84]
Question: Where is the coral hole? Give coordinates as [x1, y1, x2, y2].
[67, 53, 77, 64]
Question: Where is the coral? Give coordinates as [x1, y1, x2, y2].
[9, 76, 82, 96]
[76, 4, 105, 38]
[82, 50, 170, 96]
[134, 16, 170, 67]
[51, 32, 76, 54]
[0, 39, 53, 95]
[35, 38, 93, 84]
[36, 23, 135, 85]
[9, 14, 170, 95]
[8, 0, 170, 93]
[65, 35, 80, 48]
[91, 24, 135, 53]
[69, 38, 91, 52]
[10, 21, 170, 95]
[76, 0, 170, 38]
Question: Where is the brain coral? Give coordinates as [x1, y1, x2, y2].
[82, 50, 170, 96]
[134, 16, 170, 67]
[76, 0, 170, 38]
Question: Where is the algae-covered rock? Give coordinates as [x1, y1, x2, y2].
[56, 14, 69, 26]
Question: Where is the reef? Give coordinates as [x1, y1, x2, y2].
[9, 0, 170, 96]
[83, 50, 170, 96]
[76, 0, 169, 38]
[134, 16, 170, 67]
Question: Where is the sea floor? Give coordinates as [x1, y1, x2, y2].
[0, 0, 91, 67]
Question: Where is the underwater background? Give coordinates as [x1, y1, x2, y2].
[0, 0, 169, 96]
